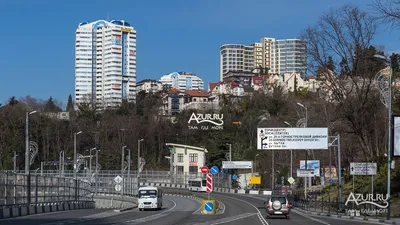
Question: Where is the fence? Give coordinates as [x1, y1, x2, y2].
[0, 171, 92, 208]
[8, 170, 231, 196]
[290, 191, 389, 219]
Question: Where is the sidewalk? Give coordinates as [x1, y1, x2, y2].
[294, 202, 400, 224]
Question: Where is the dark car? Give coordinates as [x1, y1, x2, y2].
[264, 195, 291, 219]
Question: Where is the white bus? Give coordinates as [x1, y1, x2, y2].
[138, 186, 163, 211]
[188, 178, 207, 192]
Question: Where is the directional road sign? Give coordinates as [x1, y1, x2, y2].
[204, 201, 214, 213]
[210, 166, 219, 175]
[350, 162, 377, 175]
[329, 178, 334, 184]
[115, 184, 122, 191]
[201, 166, 209, 174]
[206, 173, 213, 193]
[288, 177, 295, 184]
[114, 175, 123, 184]
[232, 175, 238, 180]
[297, 169, 315, 177]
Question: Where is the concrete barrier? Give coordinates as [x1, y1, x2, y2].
[94, 196, 137, 210]
[20, 207, 28, 216]
[1, 201, 95, 221]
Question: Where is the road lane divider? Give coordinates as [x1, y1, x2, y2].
[192, 212, 258, 225]
[213, 194, 268, 225]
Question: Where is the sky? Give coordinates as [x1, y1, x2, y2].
[0, 0, 399, 108]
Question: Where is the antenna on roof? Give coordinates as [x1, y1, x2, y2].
[107, 12, 110, 21]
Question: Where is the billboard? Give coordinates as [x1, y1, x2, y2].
[300, 160, 320, 177]
[393, 115, 400, 157]
[257, 128, 328, 150]
[222, 161, 252, 169]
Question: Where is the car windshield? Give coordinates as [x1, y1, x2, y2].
[271, 196, 286, 204]
[139, 190, 157, 198]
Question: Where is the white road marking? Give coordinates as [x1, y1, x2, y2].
[193, 213, 257, 225]
[219, 200, 226, 214]
[123, 199, 177, 224]
[293, 210, 330, 225]
[216, 194, 268, 225]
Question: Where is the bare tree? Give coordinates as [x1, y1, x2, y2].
[301, 4, 386, 160]
[372, 0, 400, 28]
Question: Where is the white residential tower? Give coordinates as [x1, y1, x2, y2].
[75, 19, 137, 108]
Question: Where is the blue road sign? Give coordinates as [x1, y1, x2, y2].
[329, 178, 334, 184]
[232, 175, 238, 180]
[210, 166, 219, 175]
[205, 201, 214, 213]
[221, 168, 228, 174]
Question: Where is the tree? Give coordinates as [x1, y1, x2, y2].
[44, 96, 62, 112]
[301, 4, 386, 160]
[373, 0, 400, 28]
[8, 96, 18, 106]
[66, 94, 74, 112]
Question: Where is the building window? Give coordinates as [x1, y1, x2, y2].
[176, 166, 184, 174]
[189, 166, 198, 174]
[189, 153, 198, 162]
[177, 153, 183, 162]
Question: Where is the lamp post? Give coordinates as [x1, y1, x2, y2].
[121, 145, 127, 196]
[73, 131, 82, 201]
[374, 54, 392, 220]
[226, 143, 232, 189]
[284, 121, 293, 186]
[25, 110, 37, 175]
[297, 102, 308, 199]
[137, 139, 144, 194]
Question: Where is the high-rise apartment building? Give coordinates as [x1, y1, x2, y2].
[159, 72, 204, 91]
[219, 37, 306, 80]
[75, 19, 137, 108]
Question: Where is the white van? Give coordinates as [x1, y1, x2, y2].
[138, 186, 162, 211]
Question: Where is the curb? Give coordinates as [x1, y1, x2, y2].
[294, 208, 397, 224]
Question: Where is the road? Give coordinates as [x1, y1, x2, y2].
[1, 190, 390, 225]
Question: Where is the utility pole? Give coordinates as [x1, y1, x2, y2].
[137, 139, 144, 194]
[121, 145, 127, 197]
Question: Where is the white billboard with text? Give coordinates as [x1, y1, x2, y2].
[222, 161, 253, 169]
[257, 128, 328, 150]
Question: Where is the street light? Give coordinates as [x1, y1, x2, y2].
[284, 121, 294, 186]
[121, 145, 127, 196]
[225, 143, 232, 161]
[73, 131, 82, 201]
[137, 139, 144, 193]
[297, 102, 309, 199]
[374, 53, 392, 220]
[25, 110, 37, 175]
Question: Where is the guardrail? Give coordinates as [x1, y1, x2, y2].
[0, 171, 92, 206]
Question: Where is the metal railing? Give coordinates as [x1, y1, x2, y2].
[0, 171, 92, 208]
[8, 170, 231, 196]
[289, 191, 388, 219]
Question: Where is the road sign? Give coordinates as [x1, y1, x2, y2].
[329, 178, 334, 184]
[114, 175, 123, 184]
[350, 162, 377, 175]
[204, 201, 214, 213]
[249, 176, 261, 185]
[232, 175, 238, 180]
[288, 177, 295, 184]
[222, 161, 252, 169]
[297, 169, 315, 177]
[206, 173, 213, 193]
[210, 166, 219, 175]
[115, 184, 122, 191]
[257, 128, 328, 150]
[201, 166, 209, 174]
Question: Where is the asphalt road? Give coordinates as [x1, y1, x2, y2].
[1, 190, 391, 225]
[209, 192, 390, 225]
